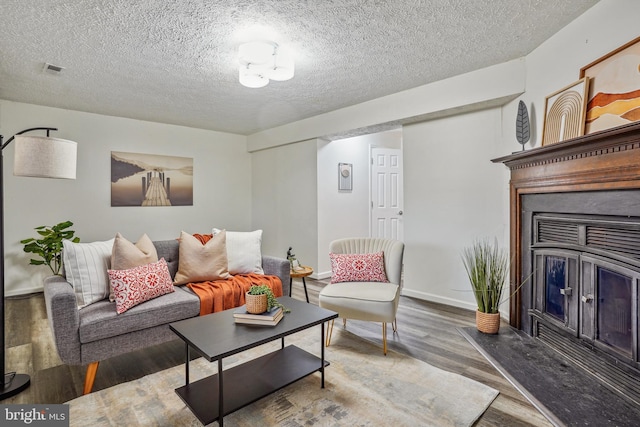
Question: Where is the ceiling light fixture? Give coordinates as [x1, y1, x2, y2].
[238, 41, 294, 88]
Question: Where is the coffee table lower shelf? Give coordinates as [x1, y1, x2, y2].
[175, 345, 328, 425]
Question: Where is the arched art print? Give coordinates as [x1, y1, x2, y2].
[111, 151, 193, 206]
[542, 77, 589, 146]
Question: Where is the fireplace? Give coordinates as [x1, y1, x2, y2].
[493, 122, 640, 406]
[525, 207, 640, 404]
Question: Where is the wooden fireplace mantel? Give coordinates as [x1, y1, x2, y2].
[492, 121, 640, 328]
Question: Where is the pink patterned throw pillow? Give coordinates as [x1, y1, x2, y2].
[108, 258, 175, 314]
[329, 252, 389, 284]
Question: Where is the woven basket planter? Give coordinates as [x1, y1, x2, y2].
[245, 292, 268, 314]
[476, 310, 500, 334]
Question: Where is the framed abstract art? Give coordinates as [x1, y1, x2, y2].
[541, 77, 589, 146]
[580, 36, 640, 134]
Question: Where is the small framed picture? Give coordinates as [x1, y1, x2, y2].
[338, 163, 352, 191]
[541, 77, 589, 146]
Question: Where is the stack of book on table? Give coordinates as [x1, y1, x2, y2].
[233, 305, 283, 326]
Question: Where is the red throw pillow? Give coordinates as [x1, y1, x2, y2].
[108, 258, 175, 314]
[329, 252, 389, 284]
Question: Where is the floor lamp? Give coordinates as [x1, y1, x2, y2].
[0, 127, 77, 400]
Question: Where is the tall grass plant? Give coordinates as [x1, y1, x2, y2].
[461, 238, 509, 314]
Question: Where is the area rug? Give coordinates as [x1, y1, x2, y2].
[67, 327, 498, 426]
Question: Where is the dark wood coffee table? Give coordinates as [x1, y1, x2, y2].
[169, 296, 338, 426]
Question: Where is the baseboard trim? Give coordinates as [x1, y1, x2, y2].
[400, 288, 477, 311]
[6, 285, 43, 297]
[315, 271, 331, 280]
[401, 288, 509, 320]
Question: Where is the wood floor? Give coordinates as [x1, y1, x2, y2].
[4, 278, 552, 426]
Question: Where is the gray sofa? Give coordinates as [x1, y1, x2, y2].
[43, 239, 290, 394]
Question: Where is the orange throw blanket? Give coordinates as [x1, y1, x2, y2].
[187, 274, 283, 316]
[185, 233, 283, 315]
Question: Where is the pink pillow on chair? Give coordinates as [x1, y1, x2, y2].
[329, 252, 389, 283]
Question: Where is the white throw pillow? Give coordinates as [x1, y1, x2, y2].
[63, 238, 115, 308]
[212, 228, 264, 275]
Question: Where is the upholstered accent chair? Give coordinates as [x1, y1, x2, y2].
[319, 237, 404, 354]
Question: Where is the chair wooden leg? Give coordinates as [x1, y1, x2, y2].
[342, 318, 347, 328]
[326, 319, 334, 347]
[382, 322, 387, 355]
[392, 318, 398, 333]
[83, 362, 99, 395]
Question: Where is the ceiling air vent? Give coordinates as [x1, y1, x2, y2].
[43, 63, 64, 74]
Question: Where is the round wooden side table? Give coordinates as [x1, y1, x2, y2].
[289, 266, 313, 303]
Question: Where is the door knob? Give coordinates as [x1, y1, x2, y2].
[581, 294, 594, 303]
[397, 210, 403, 215]
[560, 287, 572, 296]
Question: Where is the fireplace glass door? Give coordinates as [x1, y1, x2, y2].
[580, 255, 639, 362]
[591, 262, 638, 360]
[533, 250, 579, 333]
[598, 267, 632, 355]
[545, 256, 566, 322]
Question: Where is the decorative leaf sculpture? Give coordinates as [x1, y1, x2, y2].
[515, 100, 530, 150]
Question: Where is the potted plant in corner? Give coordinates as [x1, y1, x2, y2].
[461, 238, 509, 334]
[20, 220, 80, 276]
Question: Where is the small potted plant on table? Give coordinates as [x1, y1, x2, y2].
[246, 284, 289, 314]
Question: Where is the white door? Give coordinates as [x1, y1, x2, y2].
[371, 147, 403, 240]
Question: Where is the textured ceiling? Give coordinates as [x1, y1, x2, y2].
[0, 0, 599, 135]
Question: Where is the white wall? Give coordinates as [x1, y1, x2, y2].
[1, 100, 251, 295]
[402, 108, 505, 310]
[317, 129, 402, 277]
[503, 0, 640, 152]
[251, 140, 318, 276]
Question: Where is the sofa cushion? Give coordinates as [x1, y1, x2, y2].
[319, 282, 399, 322]
[108, 258, 175, 314]
[320, 282, 398, 302]
[109, 232, 159, 301]
[63, 238, 115, 308]
[330, 251, 389, 283]
[78, 286, 199, 343]
[153, 240, 179, 279]
[213, 228, 264, 275]
[174, 230, 230, 285]
[111, 232, 158, 271]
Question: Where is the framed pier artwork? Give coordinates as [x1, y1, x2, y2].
[111, 151, 193, 207]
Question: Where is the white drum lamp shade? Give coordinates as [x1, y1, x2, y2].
[13, 135, 77, 179]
